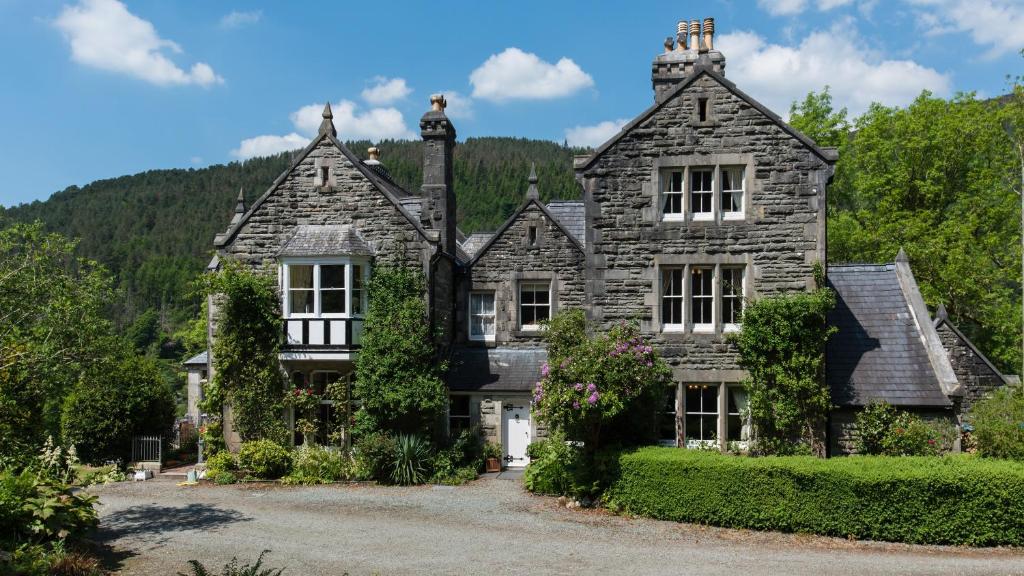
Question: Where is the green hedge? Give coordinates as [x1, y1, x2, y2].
[604, 447, 1024, 546]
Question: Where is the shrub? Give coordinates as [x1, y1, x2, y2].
[179, 549, 284, 576]
[855, 401, 949, 456]
[0, 470, 98, 546]
[968, 387, 1024, 460]
[604, 447, 1024, 546]
[353, 431, 397, 481]
[282, 445, 352, 485]
[523, 436, 576, 496]
[391, 434, 431, 485]
[237, 440, 291, 479]
[204, 451, 238, 476]
[214, 472, 237, 485]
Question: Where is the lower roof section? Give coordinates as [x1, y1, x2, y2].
[448, 347, 546, 392]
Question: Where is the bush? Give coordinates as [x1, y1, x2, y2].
[214, 472, 237, 485]
[204, 451, 238, 476]
[391, 434, 431, 485]
[283, 445, 352, 485]
[855, 401, 949, 456]
[179, 549, 283, 576]
[237, 440, 291, 479]
[354, 431, 397, 481]
[968, 387, 1024, 460]
[0, 470, 98, 546]
[604, 447, 1024, 546]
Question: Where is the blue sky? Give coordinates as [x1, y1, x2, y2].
[1, 0, 1022, 206]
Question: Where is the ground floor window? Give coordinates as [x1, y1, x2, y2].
[679, 382, 750, 449]
[657, 385, 678, 446]
[684, 384, 718, 447]
[448, 395, 471, 436]
[289, 369, 351, 447]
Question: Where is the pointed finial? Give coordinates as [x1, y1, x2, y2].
[935, 303, 949, 322]
[896, 247, 909, 263]
[526, 162, 539, 200]
[319, 102, 337, 137]
[234, 188, 246, 214]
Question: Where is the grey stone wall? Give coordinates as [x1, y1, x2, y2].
[936, 323, 1007, 413]
[829, 407, 959, 455]
[458, 202, 586, 347]
[577, 72, 832, 380]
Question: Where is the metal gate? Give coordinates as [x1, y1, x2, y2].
[131, 435, 162, 464]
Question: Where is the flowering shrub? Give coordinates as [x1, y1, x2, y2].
[854, 401, 951, 456]
[531, 310, 671, 452]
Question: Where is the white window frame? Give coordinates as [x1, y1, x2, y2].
[282, 259, 369, 319]
[720, 166, 744, 220]
[721, 266, 744, 333]
[662, 169, 685, 221]
[684, 383, 719, 449]
[519, 281, 551, 331]
[690, 266, 715, 333]
[690, 168, 714, 221]
[468, 291, 496, 342]
[661, 268, 686, 332]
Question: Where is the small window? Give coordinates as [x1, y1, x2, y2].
[449, 395, 471, 436]
[727, 387, 749, 443]
[658, 385, 678, 446]
[698, 97, 708, 122]
[685, 384, 718, 446]
[690, 169, 713, 220]
[721, 167, 744, 218]
[519, 281, 551, 330]
[528, 225, 538, 247]
[319, 165, 330, 187]
[469, 292, 496, 341]
[662, 170, 684, 219]
[200, 370, 208, 380]
[288, 265, 315, 315]
[351, 265, 365, 316]
[661, 268, 684, 329]
[722, 267, 744, 331]
[691, 267, 714, 332]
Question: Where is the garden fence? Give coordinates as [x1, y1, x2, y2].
[132, 435, 162, 463]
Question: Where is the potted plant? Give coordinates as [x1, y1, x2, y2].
[483, 441, 502, 473]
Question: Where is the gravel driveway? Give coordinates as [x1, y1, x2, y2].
[90, 477, 1024, 575]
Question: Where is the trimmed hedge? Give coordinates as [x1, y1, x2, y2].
[604, 447, 1024, 546]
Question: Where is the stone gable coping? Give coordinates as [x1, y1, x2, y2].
[933, 303, 1012, 386]
[466, 197, 584, 267]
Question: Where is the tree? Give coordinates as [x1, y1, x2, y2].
[353, 267, 446, 438]
[730, 286, 836, 456]
[788, 87, 849, 148]
[128, 308, 161, 352]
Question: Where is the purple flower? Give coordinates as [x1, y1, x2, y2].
[541, 362, 550, 377]
[587, 392, 599, 405]
[574, 383, 584, 392]
[646, 360, 653, 367]
[586, 383, 597, 393]
[572, 400, 581, 409]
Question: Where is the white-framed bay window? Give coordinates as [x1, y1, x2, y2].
[469, 291, 496, 341]
[675, 382, 751, 450]
[282, 259, 369, 319]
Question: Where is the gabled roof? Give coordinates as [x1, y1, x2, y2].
[826, 255, 959, 408]
[467, 196, 585, 266]
[214, 130, 434, 250]
[933, 304, 1012, 386]
[448, 347, 546, 392]
[183, 351, 208, 367]
[574, 66, 838, 172]
[278, 225, 374, 258]
[545, 201, 585, 247]
[460, 233, 493, 258]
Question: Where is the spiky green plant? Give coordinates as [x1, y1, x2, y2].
[178, 550, 284, 576]
[391, 434, 431, 485]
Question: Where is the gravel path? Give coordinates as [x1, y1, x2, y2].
[90, 478, 1024, 575]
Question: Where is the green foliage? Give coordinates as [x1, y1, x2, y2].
[201, 261, 286, 444]
[855, 401, 950, 456]
[4, 540, 104, 576]
[533, 310, 671, 453]
[282, 445, 353, 485]
[204, 451, 237, 476]
[523, 432, 578, 496]
[0, 469, 98, 546]
[353, 267, 446, 437]
[214, 472, 237, 485]
[482, 441, 502, 460]
[353, 432, 398, 481]
[128, 308, 161, 352]
[179, 550, 284, 576]
[237, 440, 291, 480]
[390, 434, 431, 486]
[788, 87, 849, 148]
[729, 288, 836, 456]
[429, 428, 483, 484]
[604, 447, 1024, 546]
[60, 354, 175, 464]
[967, 386, 1024, 460]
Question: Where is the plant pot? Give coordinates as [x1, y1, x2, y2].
[485, 457, 501, 473]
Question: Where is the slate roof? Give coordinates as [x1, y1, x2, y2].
[460, 233, 493, 258]
[448, 347, 546, 392]
[545, 201, 585, 247]
[277, 225, 374, 258]
[826, 264, 952, 407]
[183, 351, 208, 367]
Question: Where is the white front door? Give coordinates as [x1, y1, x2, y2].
[502, 403, 531, 468]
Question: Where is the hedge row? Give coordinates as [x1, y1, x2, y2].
[603, 447, 1024, 546]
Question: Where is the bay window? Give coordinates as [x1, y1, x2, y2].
[282, 261, 368, 318]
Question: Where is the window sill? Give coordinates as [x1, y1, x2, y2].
[722, 213, 744, 221]
[693, 324, 715, 334]
[723, 324, 741, 333]
[662, 324, 686, 333]
[662, 214, 686, 222]
[691, 214, 714, 222]
[469, 336, 496, 343]
[513, 329, 545, 339]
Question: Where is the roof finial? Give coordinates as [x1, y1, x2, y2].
[234, 187, 245, 214]
[896, 246, 909, 263]
[319, 101, 337, 137]
[935, 302, 949, 322]
[527, 162, 539, 200]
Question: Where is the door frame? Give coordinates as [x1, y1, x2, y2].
[501, 402, 531, 468]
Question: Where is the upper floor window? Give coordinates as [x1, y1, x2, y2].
[527, 225, 539, 247]
[659, 264, 746, 334]
[662, 171, 684, 219]
[469, 292, 496, 341]
[690, 169, 714, 220]
[661, 268, 685, 329]
[720, 166, 744, 219]
[691, 267, 714, 332]
[519, 281, 551, 331]
[283, 261, 368, 318]
[721, 267, 744, 332]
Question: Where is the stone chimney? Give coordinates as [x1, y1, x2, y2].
[651, 17, 726, 102]
[419, 94, 457, 254]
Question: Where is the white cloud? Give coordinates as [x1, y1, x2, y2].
[360, 77, 412, 105]
[219, 10, 261, 29]
[435, 90, 474, 120]
[469, 47, 594, 102]
[908, 0, 1024, 59]
[818, 0, 853, 9]
[231, 133, 306, 160]
[291, 100, 415, 141]
[758, 0, 808, 15]
[565, 119, 628, 148]
[190, 156, 203, 165]
[53, 0, 223, 87]
[717, 24, 951, 117]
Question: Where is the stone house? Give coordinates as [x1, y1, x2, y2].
[202, 17, 1012, 462]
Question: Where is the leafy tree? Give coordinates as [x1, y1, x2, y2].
[61, 354, 175, 464]
[353, 267, 446, 438]
[201, 261, 286, 445]
[128, 308, 161, 352]
[788, 87, 849, 148]
[729, 287, 836, 456]
[966, 386, 1024, 460]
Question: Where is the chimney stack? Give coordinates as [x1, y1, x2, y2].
[676, 20, 688, 51]
[702, 18, 715, 52]
[419, 94, 457, 254]
[652, 16, 727, 101]
[366, 146, 381, 163]
[689, 20, 700, 53]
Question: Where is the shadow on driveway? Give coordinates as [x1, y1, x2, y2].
[100, 503, 250, 545]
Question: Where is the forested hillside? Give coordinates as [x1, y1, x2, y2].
[0, 137, 585, 330]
